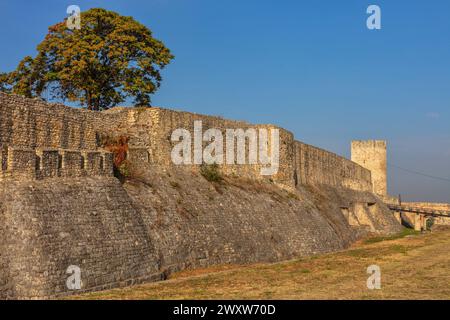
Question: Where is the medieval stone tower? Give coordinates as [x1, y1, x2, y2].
[351, 140, 387, 196]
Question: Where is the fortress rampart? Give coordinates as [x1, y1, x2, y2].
[0, 92, 404, 299]
[0, 93, 119, 180]
[97, 106, 373, 192]
[0, 93, 129, 150]
[119, 107, 296, 187]
[294, 142, 372, 191]
[0, 92, 373, 192]
[0, 147, 113, 180]
[351, 140, 387, 196]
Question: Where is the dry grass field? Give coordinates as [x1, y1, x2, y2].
[72, 227, 450, 300]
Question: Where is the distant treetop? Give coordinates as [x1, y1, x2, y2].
[0, 8, 174, 110]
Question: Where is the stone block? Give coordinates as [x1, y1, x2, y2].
[36, 149, 60, 178]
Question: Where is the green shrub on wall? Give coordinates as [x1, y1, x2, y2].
[426, 218, 434, 231]
[200, 163, 222, 183]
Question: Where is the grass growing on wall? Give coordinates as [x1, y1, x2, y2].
[200, 163, 223, 183]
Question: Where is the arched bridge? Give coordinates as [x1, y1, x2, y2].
[387, 204, 450, 218]
[387, 203, 450, 231]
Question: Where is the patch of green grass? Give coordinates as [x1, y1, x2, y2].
[364, 227, 420, 244]
[300, 269, 311, 274]
[170, 181, 181, 189]
[200, 164, 223, 183]
[263, 291, 275, 297]
[286, 192, 299, 200]
[345, 248, 368, 258]
[116, 160, 131, 178]
[391, 245, 408, 255]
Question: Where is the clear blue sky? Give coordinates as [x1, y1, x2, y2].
[1, 0, 449, 202]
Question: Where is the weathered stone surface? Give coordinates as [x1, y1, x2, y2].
[0, 178, 161, 299]
[0, 92, 374, 191]
[351, 140, 387, 196]
[0, 169, 401, 299]
[0, 92, 404, 299]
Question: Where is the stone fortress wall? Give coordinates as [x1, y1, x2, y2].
[295, 142, 372, 191]
[0, 92, 403, 299]
[351, 140, 387, 196]
[118, 107, 296, 186]
[0, 147, 114, 180]
[119, 107, 374, 191]
[401, 202, 450, 211]
[0, 92, 375, 192]
[0, 93, 125, 180]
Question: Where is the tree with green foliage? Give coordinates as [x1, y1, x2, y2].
[0, 8, 174, 110]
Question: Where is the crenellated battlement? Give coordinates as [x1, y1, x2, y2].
[0, 146, 113, 181]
